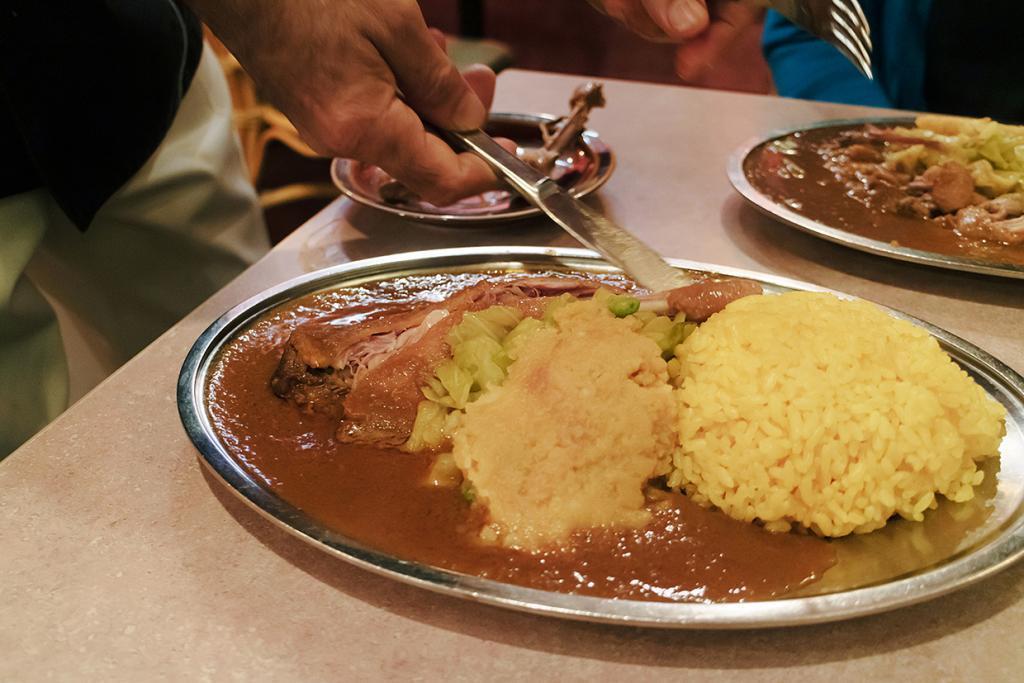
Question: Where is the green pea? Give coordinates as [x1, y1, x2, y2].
[607, 295, 641, 318]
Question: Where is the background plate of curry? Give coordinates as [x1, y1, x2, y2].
[178, 247, 1024, 628]
[729, 117, 1024, 279]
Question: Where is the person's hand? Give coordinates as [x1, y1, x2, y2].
[597, 0, 765, 84]
[186, 0, 503, 206]
[599, 0, 710, 41]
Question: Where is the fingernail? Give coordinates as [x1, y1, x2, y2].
[668, 0, 703, 34]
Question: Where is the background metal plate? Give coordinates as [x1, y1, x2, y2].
[177, 247, 1024, 628]
[727, 118, 1024, 280]
[331, 113, 615, 226]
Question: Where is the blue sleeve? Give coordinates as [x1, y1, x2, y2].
[761, 10, 892, 108]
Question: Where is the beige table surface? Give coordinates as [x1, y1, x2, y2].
[3, 70, 1023, 682]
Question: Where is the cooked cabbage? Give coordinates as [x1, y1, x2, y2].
[883, 115, 1024, 196]
[404, 290, 695, 452]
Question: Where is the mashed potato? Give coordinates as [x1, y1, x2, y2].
[452, 300, 677, 550]
[669, 292, 1007, 537]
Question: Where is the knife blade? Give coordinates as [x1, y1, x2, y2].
[445, 128, 692, 292]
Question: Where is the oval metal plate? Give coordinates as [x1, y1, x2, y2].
[178, 247, 1024, 628]
[727, 117, 1024, 280]
[331, 112, 615, 226]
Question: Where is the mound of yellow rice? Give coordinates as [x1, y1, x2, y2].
[669, 291, 1006, 537]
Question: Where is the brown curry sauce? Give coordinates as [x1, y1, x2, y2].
[206, 273, 836, 603]
[745, 124, 1024, 266]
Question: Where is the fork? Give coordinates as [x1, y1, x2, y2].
[788, 0, 874, 80]
[586, 0, 873, 80]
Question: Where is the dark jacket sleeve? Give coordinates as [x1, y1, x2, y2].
[0, 1, 203, 230]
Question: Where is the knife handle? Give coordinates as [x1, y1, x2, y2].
[429, 124, 559, 205]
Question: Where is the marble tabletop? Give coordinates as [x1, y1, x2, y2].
[2, 70, 1022, 681]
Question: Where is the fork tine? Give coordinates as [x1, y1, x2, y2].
[829, 18, 873, 80]
[831, 14, 868, 64]
[833, 40, 873, 81]
[833, 34, 872, 81]
[827, 10, 868, 66]
[845, 0, 873, 50]
[830, 7, 871, 65]
[832, 0, 873, 51]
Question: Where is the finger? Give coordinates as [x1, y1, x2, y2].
[674, 31, 725, 81]
[495, 137, 518, 155]
[428, 27, 447, 53]
[371, 6, 487, 131]
[603, 0, 671, 40]
[641, 0, 710, 40]
[461, 64, 497, 112]
[674, 2, 760, 80]
[370, 98, 500, 205]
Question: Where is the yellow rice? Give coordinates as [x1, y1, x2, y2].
[668, 292, 1006, 537]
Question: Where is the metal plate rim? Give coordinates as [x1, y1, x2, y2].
[726, 117, 1024, 280]
[177, 246, 1024, 629]
[331, 112, 616, 227]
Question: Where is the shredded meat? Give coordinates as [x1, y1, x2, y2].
[863, 125, 944, 149]
[271, 277, 606, 446]
[896, 195, 938, 219]
[952, 206, 1024, 245]
[996, 216, 1024, 244]
[662, 279, 763, 321]
[982, 192, 1024, 221]
[856, 164, 906, 189]
[843, 144, 883, 163]
[818, 125, 1024, 246]
[920, 162, 975, 213]
[270, 274, 763, 447]
[268, 300, 451, 417]
[819, 136, 910, 204]
[337, 310, 464, 445]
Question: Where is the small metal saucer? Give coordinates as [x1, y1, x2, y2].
[330, 112, 615, 226]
